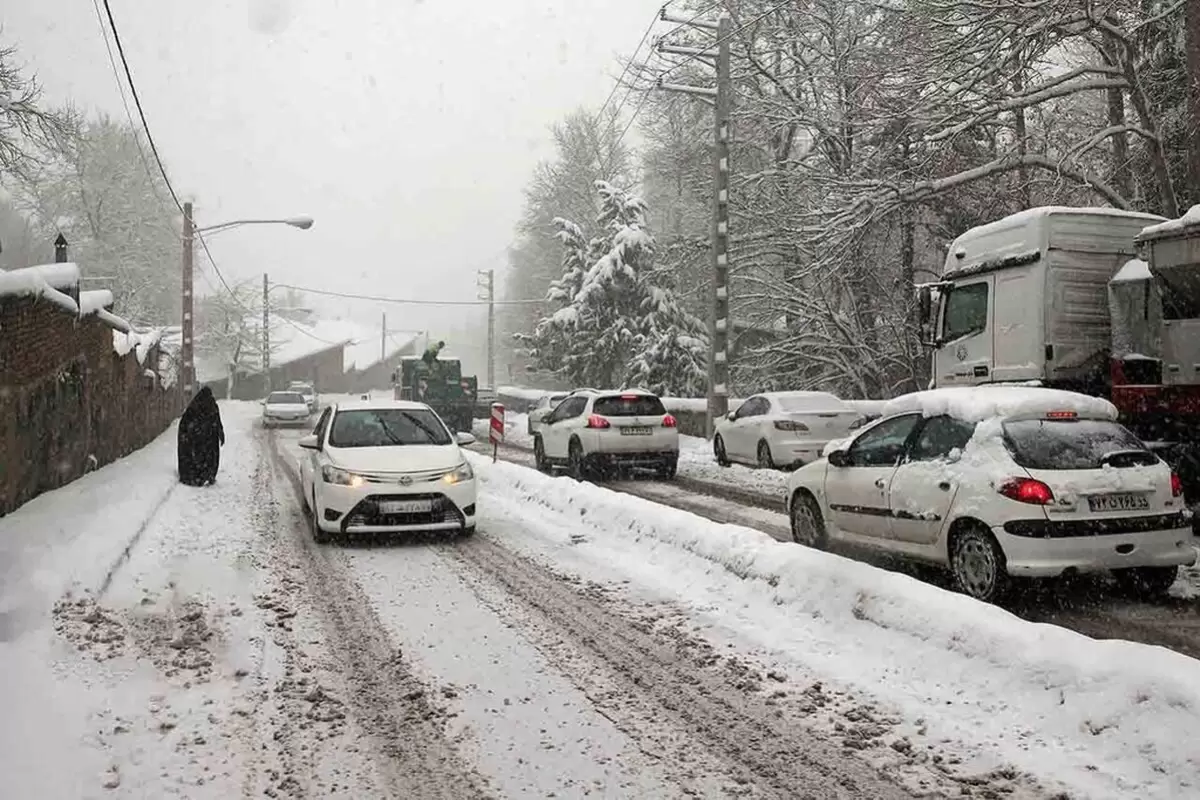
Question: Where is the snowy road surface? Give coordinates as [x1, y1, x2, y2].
[2, 401, 1200, 798]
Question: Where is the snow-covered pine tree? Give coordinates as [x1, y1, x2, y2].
[514, 217, 588, 379]
[628, 267, 708, 396]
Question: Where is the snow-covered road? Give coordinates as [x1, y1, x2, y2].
[3, 400, 1200, 799]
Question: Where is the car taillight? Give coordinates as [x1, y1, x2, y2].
[998, 477, 1055, 505]
[1171, 472, 1184, 498]
[774, 420, 810, 432]
[586, 414, 610, 429]
[662, 414, 677, 428]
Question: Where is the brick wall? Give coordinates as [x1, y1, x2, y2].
[0, 294, 182, 517]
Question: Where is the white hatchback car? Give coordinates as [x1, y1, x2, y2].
[298, 400, 478, 543]
[534, 390, 679, 479]
[785, 386, 1196, 602]
[714, 391, 862, 469]
[526, 392, 569, 437]
[262, 391, 312, 427]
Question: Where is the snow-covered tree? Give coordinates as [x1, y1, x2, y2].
[0, 43, 74, 183]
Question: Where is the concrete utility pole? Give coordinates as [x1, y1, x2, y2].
[656, 12, 732, 437]
[262, 273, 270, 393]
[381, 311, 387, 362]
[181, 202, 195, 397]
[477, 269, 495, 389]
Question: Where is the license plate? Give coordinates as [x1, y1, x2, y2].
[620, 426, 652, 436]
[379, 499, 433, 514]
[1087, 493, 1150, 513]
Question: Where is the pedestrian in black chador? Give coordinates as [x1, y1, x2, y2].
[178, 386, 225, 486]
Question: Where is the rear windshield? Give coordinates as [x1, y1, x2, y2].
[775, 393, 847, 413]
[1003, 419, 1156, 470]
[329, 408, 451, 447]
[268, 392, 306, 404]
[593, 395, 667, 417]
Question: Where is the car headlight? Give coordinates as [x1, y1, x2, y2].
[322, 465, 364, 487]
[443, 461, 474, 485]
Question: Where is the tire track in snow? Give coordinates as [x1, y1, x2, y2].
[96, 483, 178, 597]
[263, 428, 493, 799]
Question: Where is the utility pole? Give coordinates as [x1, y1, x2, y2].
[656, 12, 732, 436]
[477, 269, 495, 389]
[262, 273, 270, 395]
[381, 311, 387, 362]
[182, 202, 195, 398]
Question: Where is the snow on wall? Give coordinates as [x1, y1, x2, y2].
[78, 289, 114, 315]
[1111, 258, 1151, 284]
[0, 263, 81, 315]
[112, 328, 163, 366]
[882, 386, 1118, 422]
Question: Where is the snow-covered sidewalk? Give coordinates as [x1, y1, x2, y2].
[470, 454, 1200, 800]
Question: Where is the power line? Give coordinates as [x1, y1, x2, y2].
[658, 0, 790, 82]
[272, 282, 547, 307]
[595, 4, 665, 123]
[99, 0, 183, 212]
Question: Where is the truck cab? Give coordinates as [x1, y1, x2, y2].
[918, 207, 1165, 394]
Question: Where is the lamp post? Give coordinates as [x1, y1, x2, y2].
[180, 203, 312, 398]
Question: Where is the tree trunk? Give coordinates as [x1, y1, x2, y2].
[1123, 57, 1179, 217]
[1187, 0, 1200, 206]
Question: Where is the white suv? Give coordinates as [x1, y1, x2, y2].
[534, 390, 679, 479]
[786, 386, 1196, 603]
[298, 400, 478, 543]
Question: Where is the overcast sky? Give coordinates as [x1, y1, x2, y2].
[4, 0, 662, 350]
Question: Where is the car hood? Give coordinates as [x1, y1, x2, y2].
[327, 444, 464, 474]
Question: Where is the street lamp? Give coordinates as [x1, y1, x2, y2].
[180, 201, 313, 398]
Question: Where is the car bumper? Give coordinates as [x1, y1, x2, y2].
[582, 430, 679, 456]
[770, 438, 836, 466]
[264, 415, 310, 426]
[315, 479, 477, 534]
[586, 450, 678, 468]
[995, 517, 1198, 577]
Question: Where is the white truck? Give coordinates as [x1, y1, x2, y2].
[916, 205, 1200, 500]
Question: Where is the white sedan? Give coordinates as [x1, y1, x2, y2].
[714, 391, 862, 469]
[785, 386, 1196, 603]
[526, 392, 569, 436]
[298, 399, 478, 543]
[262, 391, 312, 427]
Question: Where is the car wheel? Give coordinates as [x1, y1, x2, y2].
[1113, 565, 1178, 599]
[533, 435, 550, 472]
[658, 457, 678, 480]
[568, 439, 589, 482]
[460, 524, 477, 538]
[789, 492, 827, 549]
[757, 440, 776, 470]
[950, 525, 1009, 603]
[310, 491, 332, 545]
[714, 434, 730, 467]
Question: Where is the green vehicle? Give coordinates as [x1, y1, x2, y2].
[391, 344, 477, 433]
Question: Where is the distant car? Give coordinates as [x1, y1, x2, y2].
[289, 382, 318, 413]
[785, 386, 1196, 603]
[534, 390, 678, 479]
[714, 391, 862, 469]
[262, 391, 312, 427]
[297, 399, 478, 543]
[527, 392, 569, 436]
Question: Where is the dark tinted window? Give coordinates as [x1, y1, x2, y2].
[313, 407, 331, 438]
[909, 416, 976, 461]
[1003, 419, 1154, 470]
[268, 392, 306, 404]
[847, 414, 921, 467]
[942, 282, 988, 342]
[553, 396, 588, 420]
[328, 408, 451, 448]
[593, 395, 667, 417]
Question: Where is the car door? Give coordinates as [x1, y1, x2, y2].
[301, 407, 332, 499]
[934, 277, 994, 387]
[824, 413, 922, 540]
[728, 397, 767, 461]
[887, 415, 976, 545]
[541, 396, 587, 459]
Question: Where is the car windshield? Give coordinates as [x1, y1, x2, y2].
[328, 408, 451, 448]
[592, 395, 667, 417]
[267, 392, 306, 405]
[1002, 419, 1156, 470]
[775, 393, 847, 413]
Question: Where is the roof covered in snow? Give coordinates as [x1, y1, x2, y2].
[1111, 258, 1152, 284]
[343, 330, 419, 373]
[0, 262, 81, 315]
[881, 386, 1118, 422]
[1139, 204, 1200, 240]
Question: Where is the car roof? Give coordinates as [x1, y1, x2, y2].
[332, 399, 432, 413]
[880, 386, 1119, 423]
[758, 390, 848, 405]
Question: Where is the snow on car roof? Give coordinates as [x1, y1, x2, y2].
[1111, 258, 1152, 283]
[333, 398, 431, 412]
[881, 386, 1118, 422]
[1138, 204, 1200, 240]
[763, 391, 850, 411]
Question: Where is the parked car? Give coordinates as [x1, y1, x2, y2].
[527, 392, 569, 436]
[534, 390, 679, 479]
[297, 399, 478, 543]
[714, 391, 862, 469]
[785, 386, 1196, 603]
[262, 391, 312, 427]
[288, 381, 318, 413]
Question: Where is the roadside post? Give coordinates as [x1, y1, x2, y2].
[489, 403, 505, 463]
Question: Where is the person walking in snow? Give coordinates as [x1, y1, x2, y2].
[177, 386, 225, 486]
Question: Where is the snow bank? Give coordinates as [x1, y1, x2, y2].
[473, 457, 1200, 798]
[1111, 258, 1151, 283]
[883, 386, 1118, 422]
[1140, 204, 1200, 239]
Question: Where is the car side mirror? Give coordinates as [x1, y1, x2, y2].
[727, 411, 737, 421]
[456, 431, 477, 447]
[827, 449, 850, 468]
[298, 435, 320, 451]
